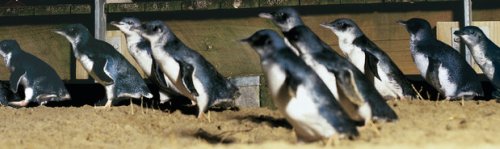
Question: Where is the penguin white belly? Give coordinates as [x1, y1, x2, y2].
[373, 64, 401, 98]
[437, 65, 457, 97]
[471, 45, 495, 80]
[413, 53, 429, 78]
[130, 49, 153, 76]
[285, 85, 336, 140]
[79, 55, 94, 71]
[348, 47, 366, 73]
[302, 55, 339, 99]
[262, 62, 289, 109]
[284, 38, 300, 55]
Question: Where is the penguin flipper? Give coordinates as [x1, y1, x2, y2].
[362, 48, 381, 80]
[425, 58, 441, 90]
[9, 69, 24, 93]
[334, 69, 365, 106]
[150, 61, 181, 96]
[91, 59, 114, 85]
[177, 60, 199, 96]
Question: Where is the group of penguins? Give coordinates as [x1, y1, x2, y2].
[0, 7, 499, 144]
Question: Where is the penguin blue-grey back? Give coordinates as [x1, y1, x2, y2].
[455, 26, 500, 98]
[242, 29, 359, 142]
[55, 24, 153, 108]
[399, 18, 483, 99]
[0, 40, 70, 107]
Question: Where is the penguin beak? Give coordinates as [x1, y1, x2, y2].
[239, 37, 251, 43]
[453, 30, 464, 36]
[53, 29, 65, 35]
[319, 22, 333, 29]
[397, 20, 407, 25]
[258, 12, 273, 19]
[110, 21, 120, 26]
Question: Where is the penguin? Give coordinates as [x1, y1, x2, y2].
[132, 21, 239, 119]
[0, 40, 70, 107]
[284, 25, 398, 126]
[54, 24, 153, 108]
[241, 29, 359, 143]
[454, 26, 500, 98]
[259, 7, 339, 99]
[399, 18, 483, 99]
[0, 82, 21, 106]
[258, 7, 304, 56]
[321, 18, 417, 100]
[111, 17, 185, 104]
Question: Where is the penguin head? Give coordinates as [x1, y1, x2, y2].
[321, 18, 363, 39]
[0, 40, 20, 58]
[111, 17, 142, 36]
[132, 20, 172, 44]
[54, 24, 90, 45]
[259, 8, 304, 32]
[398, 18, 432, 36]
[454, 26, 486, 46]
[241, 29, 287, 57]
[284, 26, 321, 54]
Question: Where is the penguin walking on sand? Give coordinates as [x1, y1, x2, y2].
[454, 26, 500, 98]
[321, 18, 416, 100]
[132, 21, 239, 119]
[0, 40, 70, 107]
[399, 18, 483, 99]
[55, 24, 153, 108]
[242, 29, 359, 143]
[284, 25, 398, 128]
[111, 17, 185, 104]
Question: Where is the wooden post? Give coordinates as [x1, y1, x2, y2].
[95, 0, 106, 40]
[463, 0, 473, 65]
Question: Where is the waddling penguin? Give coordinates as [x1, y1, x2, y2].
[0, 82, 20, 106]
[284, 25, 398, 128]
[0, 40, 70, 107]
[132, 21, 239, 119]
[258, 7, 304, 56]
[455, 26, 500, 98]
[321, 18, 416, 100]
[111, 17, 185, 104]
[259, 7, 339, 99]
[242, 29, 359, 143]
[399, 18, 483, 99]
[54, 24, 153, 108]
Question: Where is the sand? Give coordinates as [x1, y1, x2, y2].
[1, 99, 500, 149]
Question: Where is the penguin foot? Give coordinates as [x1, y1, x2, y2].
[94, 101, 113, 110]
[323, 134, 340, 146]
[8, 100, 29, 107]
[358, 120, 380, 136]
[197, 111, 211, 123]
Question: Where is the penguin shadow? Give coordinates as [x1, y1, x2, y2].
[234, 115, 292, 129]
[186, 128, 235, 144]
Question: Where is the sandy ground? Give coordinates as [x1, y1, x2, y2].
[1, 99, 500, 149]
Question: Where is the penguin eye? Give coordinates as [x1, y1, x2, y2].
[153, 26, 162, 33]
[265, 39, 272, 45]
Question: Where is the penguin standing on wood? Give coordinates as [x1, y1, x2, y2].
[399, 18, 483, 99]
[455, 26, 500, 98]
[132, 21, 239, 119]
[55, 24, 153, 108]
[111, 17, 185, 104]
[242, 29, 359, 143]
[0, 40, 70, 107]
[321, 18, 416, 100]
